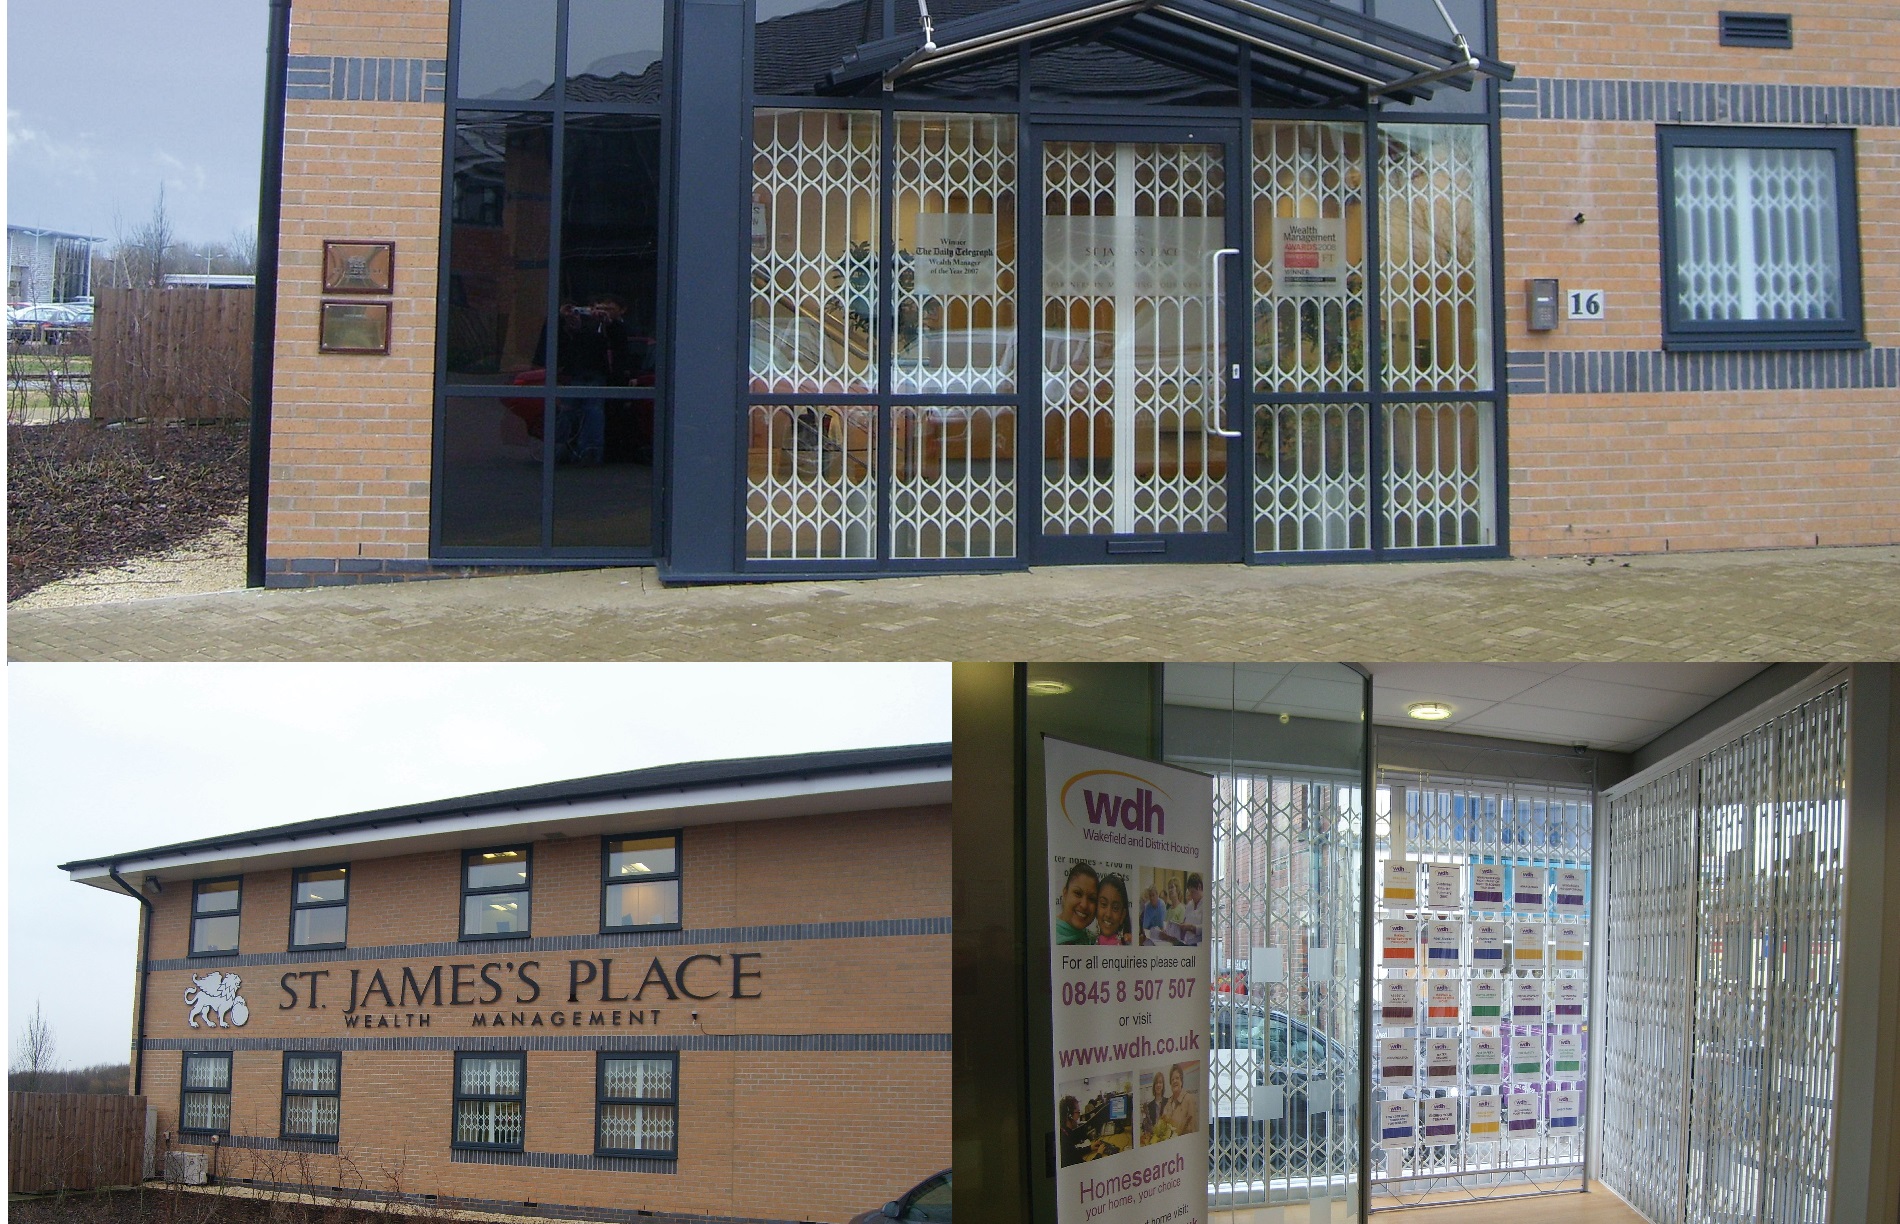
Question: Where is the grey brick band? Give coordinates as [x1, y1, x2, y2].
[452, 1149, 677, 1174]
[1506, 348, 1900, 396]
[212, 1134, 340, 1155]
[145, 1033, 951, 1054]
[154, 916, 951, 974]
[200, 1178, 792, 1224]
[287, 56, 446, 104]
[1502, 77, 1900, 126]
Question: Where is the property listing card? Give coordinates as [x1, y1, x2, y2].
[1550, 1089, 1581, 1130]
[1384, 859, 1417, 908]
[1044, 738, 1212, 1224]
[1468, 1094, 1501, 1137]
[1513, 920, 1546, 964]
[1426, 979, 1459, 1022]
[1424, 1036, 1459, 1080]
[1427, 863, 1461, 909]
[1511, 1033, 1544, 1078]
[1554, 922, 1587, 965]
[1380, 1099, 1416, 1148]
[1380, 978, 1416, 1023]
[1470, 979, 1503, 1020]
[1553, 980, 1584, 1018]
[1380, 1037, 1416, 1081]
[1424, 920, 1461, 964]
[1469, 1035, 1503, 1083]
[1510, 977, 1544, 1019]
[1507, 1091, 1540, 1132]
[1553, 1032, 1584, 1074]
[1422, 1097, 1458, 1140]
[1472, 863, 1506, 906]
[1513, 865, 1546, 908]
[1554, 867, 1588, 912]
[1382, 920, 1418, 967]
[1470, 920, 1506, 964]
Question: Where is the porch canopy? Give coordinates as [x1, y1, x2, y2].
[827, 0, 1514, 106]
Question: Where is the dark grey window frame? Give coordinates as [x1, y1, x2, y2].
[180, 1051, 234, 1136]
[452, 1050, 528, 1152]
[594, 1050, 680, 1158]
[461, 844, 534, 941]
[280, 1051, 343, 1141]
[599, 829, 683, 934]
[189, 876, 244, 957]
[1657, 125, 1864, 352]
[288, 864, 350, 951]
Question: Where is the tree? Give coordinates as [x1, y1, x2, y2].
[12, 1000, 60, 1091]
[114, 185, 176, 289]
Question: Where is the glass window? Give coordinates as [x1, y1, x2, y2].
[602, 833, 681, 930]
[596, 1054, 678, 1156]
[1378, 124, 1493, 393]
[282, 1053, 342, 1141]
[1030, 42, 1239, 107]
[456, 0, 558, 101]
[290, 866, 348, 950]
[190, 878, 241, 956]
[1659, 127, 1861, 350]
[446, 113, 553, 385]
[181, 1053, 232, 1134]
[462, 847, 531, 938]
[901, 1172, 953, 1220]
[454, 1053, 526, 1149]
[754, 0, 878, 96]
[567, 0, 665, 103]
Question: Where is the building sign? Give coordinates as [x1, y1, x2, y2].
[912, 214, 999, 295]
[185, 972, 250, 1028]
[1269, 216, 1348, 297]
[1044, 737, 1211, 1224]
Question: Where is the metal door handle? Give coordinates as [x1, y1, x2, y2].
[1208, 247, 1241, 438]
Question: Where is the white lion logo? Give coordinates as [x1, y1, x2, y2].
[184, 972, 250, 1028]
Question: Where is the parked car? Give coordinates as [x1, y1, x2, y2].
[849, 1169, 950, 1222]
[1210, 1001, 1358, 1177]
[7, 303, 89, 344]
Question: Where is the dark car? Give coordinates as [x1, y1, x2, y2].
[848, 1169, 950, 1223]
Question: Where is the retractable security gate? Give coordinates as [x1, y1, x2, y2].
[1600, 679, 1849, 1224]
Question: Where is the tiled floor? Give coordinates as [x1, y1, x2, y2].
[10, 545, 1899, 661]
[1213, 1189, 1646, 1224]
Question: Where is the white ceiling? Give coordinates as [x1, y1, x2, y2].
[1163, 663, 1768, 754]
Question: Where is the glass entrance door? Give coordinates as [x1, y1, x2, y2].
[1037, 132, 1243, 561]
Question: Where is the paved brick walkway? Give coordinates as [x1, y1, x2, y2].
[9, 546, 1899, 661]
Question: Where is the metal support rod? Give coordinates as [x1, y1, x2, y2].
[247, 0, 292, 588]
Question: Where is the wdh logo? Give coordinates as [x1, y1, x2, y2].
[1060, 770, 1169, 834]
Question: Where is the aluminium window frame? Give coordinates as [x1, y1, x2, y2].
[599, 828, 684, 934]
[594, 1049, 681, 1158]
[460, 844, 534, 941]
[179, 1051, 234, 1137]
[280, 1050, 343, 1142]
[1656, 124, 1864, 352]
[189, 876, 244, 957]
[451, 1050, 528, 1152]
[287, 863, 351, 952]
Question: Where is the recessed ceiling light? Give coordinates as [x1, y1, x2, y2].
[1406, 701, 1453, 722]
[1026, 679, 1073, 696]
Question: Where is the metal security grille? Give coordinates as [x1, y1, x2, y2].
[1041, 140, 1228, 537]
[1383, 401, 1495, 549]
[1253, 402, 1370, 552]
[891, 405, 1017, 559]
[1672, 147, 1840, 322]
[1206, 769, 1363, 1214]
[745, 404, 878, 559]
[1252, 121, 1367, 395]
[1378, 125, 1492, 394]
[1370, 772, 1594, 1208]
[1600, 681, 1848, 1224]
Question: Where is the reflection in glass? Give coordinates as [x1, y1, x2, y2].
[1379, 124, 1492, 393]
[746, 404, 878, 559]
[558, 116, 662, 387]
[456, 0, 558, 101]
[192, 914, 240, 954]
[467, 849, 529, 888]
[1252, 122, 1366, 394]
[464, 892, 529, 936]
[196, 880, 241, 913]
[892, 406, 1016, 559]
[605, 879, 681, 928]
[608, 836, 678, 876]
[447, 115, 552, 383]
[293, 907, 348, 949]
[751, 110, 881, 396]
[1375, 0, 1488, 113]
[296, 868, 347, 904]
[438, 397, 545, 548]
[1031, 43, 1239, 107]
[567, 0, 665, 103]
[755, 0, 877, 95]
[892, 114, 1017, 395]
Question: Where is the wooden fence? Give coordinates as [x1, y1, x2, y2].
[8, 1091, 149, 1193]
[93, 286, 253, 421]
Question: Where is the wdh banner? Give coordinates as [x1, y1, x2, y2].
[1045, 737, 1213, 1224]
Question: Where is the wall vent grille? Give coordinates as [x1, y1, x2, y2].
[1719, 12, 1794, 47]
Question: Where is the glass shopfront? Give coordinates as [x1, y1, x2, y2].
[435, 0, 1508, 576]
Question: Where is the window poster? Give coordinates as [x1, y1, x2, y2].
[912, 213, 999, 295]
[1549, 1089, 1581, 1129]
[1511, 1033, 1543, 1078]
[1424, 920, 1461, 964]
[1553, 980, 1584, 1018]
[1270, 215, 1349, 298]
[1380, 1099, 1415, 1148]
[1384, 859, 1417, 907]
[1382, 920, 1417, 966]
[1422, 1096, 1458, 1140]
[1426, 979, 1459, 1022]
[1425, 1037, 1459, 1080]
[1553, 1032, 1583, 1074]
[1555, 867, 1588, 912]
[1380, 1037, 1416, 1080]
[1513, 865, 1546, 908]
[1554, 922, 1587, 964]
[1470, 921, 1505, 963]
[1511, 977, 1543, 1019]
[1469, 1035, 1503, 1083]
[1470, 979, 1503, 1019]
[1428, 863, 1461, 909]
[1472, 863, 1506, 906]
[1507, 1090, 1541, 1132]
[1043, 738, 1211, 1224]
[1381, 977, 1416, 1023]
[1513, 920, 1545, 964]
[1468, 1094, 1501, 1136]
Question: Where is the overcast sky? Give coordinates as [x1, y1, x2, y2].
[7, 1, 270, 244]
[7, 663, 951, 1068]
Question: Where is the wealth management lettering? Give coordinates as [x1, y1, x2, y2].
[272, 953, 763, 1030]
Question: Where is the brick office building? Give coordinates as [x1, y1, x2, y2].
[59, 744, 951, 1224]
[251, 0, 1895, 585]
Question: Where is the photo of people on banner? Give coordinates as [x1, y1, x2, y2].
[1052, 857, 1137, 945]
[1137, 1061, 1202, 1147]
[1138, 866, 1204, 946]
[1058, 1073, 1135, 1167]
